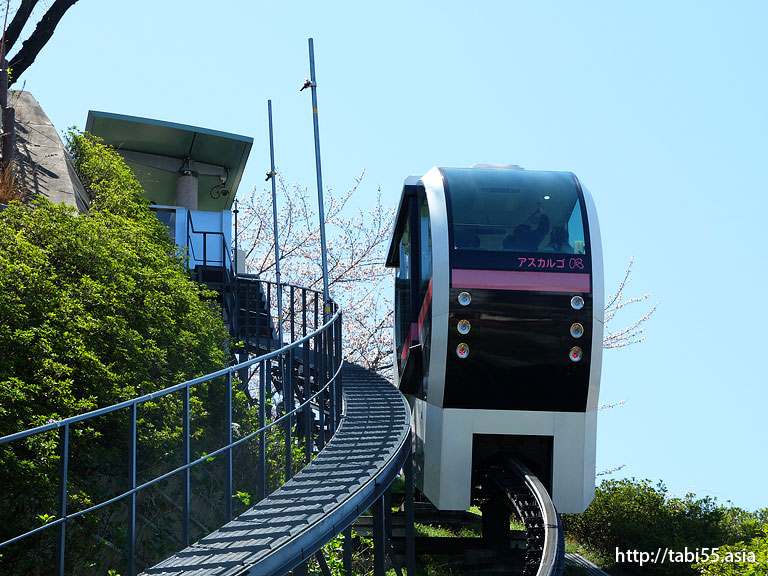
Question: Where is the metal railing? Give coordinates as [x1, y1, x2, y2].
[185, 211, 234, 272]
[0, 281, 342, 576]
[186, 211, 239, 333]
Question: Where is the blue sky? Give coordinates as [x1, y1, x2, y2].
[16, 1, 768, 511]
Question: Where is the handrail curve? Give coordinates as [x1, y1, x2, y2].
[0, 280, 343, 576]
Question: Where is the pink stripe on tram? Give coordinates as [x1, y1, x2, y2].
[452, 269, 591, 293]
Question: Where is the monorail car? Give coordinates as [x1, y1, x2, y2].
[385, 165, 603, 513]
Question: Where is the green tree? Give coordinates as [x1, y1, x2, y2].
[0, 131, 230, 574]
[563, 478, 767, 576]
[694, 525, 768, 575]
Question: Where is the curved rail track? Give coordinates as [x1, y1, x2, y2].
[482, 456, 565, 576]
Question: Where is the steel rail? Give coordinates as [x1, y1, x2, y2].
[493, 456, 565, 576]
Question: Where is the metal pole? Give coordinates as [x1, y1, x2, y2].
[268, 100, 284, 348]
[307, 38, 331, 321]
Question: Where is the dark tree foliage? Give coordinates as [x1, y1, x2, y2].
[0, 131, 231, 574]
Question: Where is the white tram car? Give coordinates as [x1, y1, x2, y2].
[386, 166, 603, 513]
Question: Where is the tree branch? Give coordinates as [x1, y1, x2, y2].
[3, 0, 39, 57]
[8, 0, 79, 86]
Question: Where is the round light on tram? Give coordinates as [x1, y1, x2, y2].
[570, 296, 584, 310]
[570, 323, 584, 338]
[457, 319, 471, 334]
[569, 346, 583, 362]
[458, 291, 472, 306]
[456, 343, 470, 359]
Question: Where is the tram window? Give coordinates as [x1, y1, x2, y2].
[395, 224, 411, 366]
[443, 168, 586, 254]
[419, 199, 432, 296]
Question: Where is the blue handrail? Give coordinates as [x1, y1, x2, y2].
[0, 280, 342, 576]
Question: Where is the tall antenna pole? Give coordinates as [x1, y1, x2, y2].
[307, 37, 331, 320]
[267, 99, 284, 348]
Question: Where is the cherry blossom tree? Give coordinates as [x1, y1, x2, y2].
[236, 171, 395, 374]
[603, 257, 658, 350]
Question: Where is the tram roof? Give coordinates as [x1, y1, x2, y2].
[386, 175, 422, 267]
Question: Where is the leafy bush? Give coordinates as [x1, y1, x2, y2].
[693, 524, 768, 575]
[563, 478, 767, 575]
[0, 131, 230, 574]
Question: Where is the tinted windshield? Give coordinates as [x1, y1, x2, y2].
[442, 168, 586, 255]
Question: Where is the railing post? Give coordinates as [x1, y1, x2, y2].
[128, 405, 137, 576]
[225, 371, 233, 522]
[303, 339, 312, 465]
[245, 280, 251, 354]
[255, 281, 263, 353]
[334, 311, 343, 431]
[233, 200, 239, 277]
[342, 526, 353, 576]
[258, 360, 267, 501]
[183, 385, 191, 546]
[405, 441, 416, 576]
[328, 324, 336, 433]
[284, 350, 293, 482]
[266, 282, 272, 352]
[372, 495, 386, 576]
[315, 329, 325, 451]
[55, 424, 69, 576]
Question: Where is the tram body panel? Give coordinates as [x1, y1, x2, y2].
[387, 166, 603, 514]
[582, 184, 604, 412]
[445, 285, 594, 412]
[414, 400, 597, 512]
[421, 167, 450, 409]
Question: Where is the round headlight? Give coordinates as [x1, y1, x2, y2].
[570, 295, 584, 310]
[457, 319, 471, 334]
[569, 346, 583, 362]
[458, 291, 472, 306]
[570, 323, 584, 338]
[456, 343, 470, 359]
